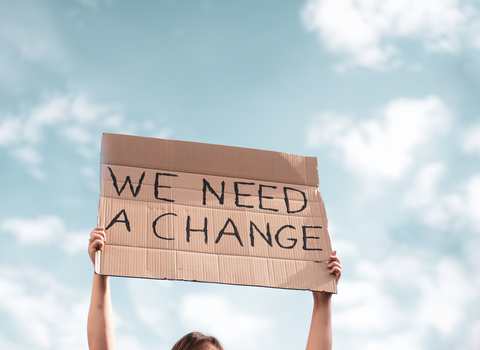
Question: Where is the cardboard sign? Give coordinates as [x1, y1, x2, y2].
[96, 133, 336, 293]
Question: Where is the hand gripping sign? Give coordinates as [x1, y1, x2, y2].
[96, 133, 336, 293]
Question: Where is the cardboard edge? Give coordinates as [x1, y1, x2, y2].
[305, 156, 319, 188]
[95, 250, 101, 274]
[100, 245, 336, 292]
[100, 270, 337, 293]
[101, 132, 320, 186]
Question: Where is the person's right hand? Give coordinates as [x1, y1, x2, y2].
[88, 227, 106, 265]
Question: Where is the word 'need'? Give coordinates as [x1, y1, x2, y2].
[108, 167, 308, 214]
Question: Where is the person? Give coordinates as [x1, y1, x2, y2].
[171, 332, 224, 350]
[87, 227, 342, 350]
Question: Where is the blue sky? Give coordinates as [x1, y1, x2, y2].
[1, 0, 480, 349]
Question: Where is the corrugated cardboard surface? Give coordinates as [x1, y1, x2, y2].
[97, 133, 336, 293]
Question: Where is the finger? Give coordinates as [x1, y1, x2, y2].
[328, 260, 341, 266]
[90, 239, 104, 250]
[328, 261, 342, 269]
[330, 265, 342, 274]
[90, 227, 105, 237]
[90, 229, 106, 242]
[89, 239, 105, 253]
[89, 233, 105, 244]
[329, 255, 340, 262]
[330, 266, 342, 278]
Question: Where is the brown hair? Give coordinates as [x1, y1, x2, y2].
[171, 332, 224, 350]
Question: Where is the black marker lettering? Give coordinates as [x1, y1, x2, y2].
[275, 225, 297, 249]
[234, 182, 255, 209]
[152, 213, 177, 240]
[105, 209, 131, 232]
[283, 187, 307, 214]
[202, 179, 225, 205]
[258, 184, 278, 212]
[302, 226, 323, 251]
[108, 167, 145, 197]
[186, 216, 208, 244]
[249, 221, 272, 247]
[154, 172, 178, 203]
[216, 218, 243, 247]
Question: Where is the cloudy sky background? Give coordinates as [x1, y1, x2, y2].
[0, 0, 479, 349]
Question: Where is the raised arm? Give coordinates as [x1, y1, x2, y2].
[305, 251, 342, 350]
[87, 227, 116, 350]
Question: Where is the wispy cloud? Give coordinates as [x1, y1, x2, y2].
[0, 92, 123, 178]
[462, 125, 480, 154]
[0, 92, 171, 179]
[306, 96, 450, 180]
[404, 163, 480, 231]
[0, 266, 89, 350]
[1, 215, 89, 254]
[180, 294, 273, 350]
[0, 91, 171, 179]
[0, 0, 64, 84]
[75, 0, 114, 9]
[301, 0, 480, 70]
[458, 320, 480, 350]
[334, 251, 478, 349]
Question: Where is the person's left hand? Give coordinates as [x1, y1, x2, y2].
[328, 250, 342, 285]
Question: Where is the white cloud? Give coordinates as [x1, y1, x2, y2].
[14, 146, 42, 166]
[404, 164, 480, 231]
[124, 278, 179, 347]
[180, 294, 272, 350]
[306, 96, 450, 180]
[334, 251, 478, 349]
[301, 0, 480, 69]
[0, 334, 26, 350]
[1, 216, 64, 244]
[62, 230, 91, 254]
[0, 0, 62, 63]
[0, 0, 65, 85]
[116, 335, 148, 350]
[0, 117, 22, 145]
[462, 125, 480, 154]
[457, 320, 480, 350]
[61, 125, 94, 144]
[0, 265, 89, 350]
[0, 91, 172, 178]
[69, 94, 115, 124]
[363, 331, 423, 350]
[415, 258, 475, 335]
[0, 92, 120, 176]
[403, 162, 446, 209]
[136, 306, 166, 329]
[76, 0, 113, 9]
[335, 280, 398, 332]
[1, 215, 88, 254]
[153, 127, 173, 140]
